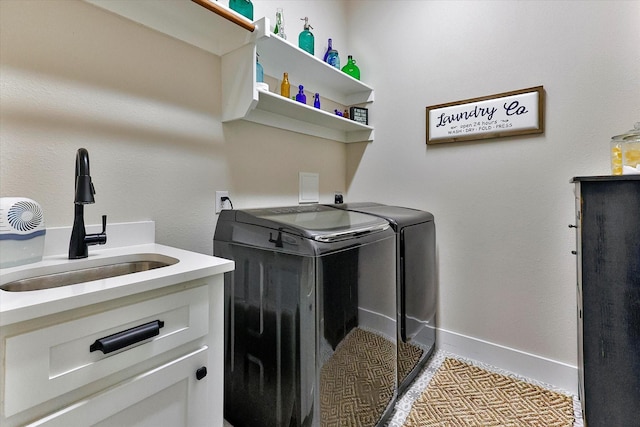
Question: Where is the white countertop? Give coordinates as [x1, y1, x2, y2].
[0, 225, 234, 326]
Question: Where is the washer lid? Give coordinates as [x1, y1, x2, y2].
[236, 205, 390, 242]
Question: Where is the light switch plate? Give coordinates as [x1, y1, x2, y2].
[299, 172, 319, 204]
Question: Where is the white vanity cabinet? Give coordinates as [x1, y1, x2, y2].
[84, 0, 375, 143]
[27, 347, 209, 427]
[0, 244, 232, 427]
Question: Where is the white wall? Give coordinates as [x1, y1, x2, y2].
[2, 0, 639, 388]
[344, 0, 640, 370]
[0, 0, 348, 255]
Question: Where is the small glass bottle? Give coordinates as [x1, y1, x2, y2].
[324, 38, 340, 69]
[273, 8, 286, 39]
[341, 55, 360, 80]
[281, 72, 290, 98]
[313, 93, 320, 109]
[255, 54, 263, 83]
[229, 0, 253, 21]
[298, 17, 314, 55]
[323, 38, 332, 62]
[296, 85, 306, 104]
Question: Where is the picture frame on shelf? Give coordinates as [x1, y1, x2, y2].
[349, 107, 369, 126]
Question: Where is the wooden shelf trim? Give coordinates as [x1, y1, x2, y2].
[191, 0, 255, 32]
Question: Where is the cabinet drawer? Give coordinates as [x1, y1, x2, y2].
[26, 346, 209, 427]
[4, 286, 209, 417]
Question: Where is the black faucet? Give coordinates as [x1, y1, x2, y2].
[69, 148, 107, 259]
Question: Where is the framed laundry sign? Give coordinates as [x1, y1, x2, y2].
[426, 86, 544, 145]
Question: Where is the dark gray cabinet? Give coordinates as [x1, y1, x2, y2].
[572, 176, 640, 426]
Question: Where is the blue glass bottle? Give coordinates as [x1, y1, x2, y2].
[323, 38, 332, 62]
[298, 17, 314, 55]
[313, 93, 320, 109]
[296, 85, 306, 104]
[324, 38, 340, 69]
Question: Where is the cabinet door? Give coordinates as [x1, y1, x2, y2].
[28, 347, 211, 427]
[578, 179, 640, 426]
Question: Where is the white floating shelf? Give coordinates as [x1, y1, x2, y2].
[244, 90, 374, 143]
[83, 1, 375, 143]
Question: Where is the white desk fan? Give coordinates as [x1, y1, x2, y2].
[0, 197, 46, 269]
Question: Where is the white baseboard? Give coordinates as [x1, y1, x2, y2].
[437, 328, 578, 395]
[358, 307, 396, 340]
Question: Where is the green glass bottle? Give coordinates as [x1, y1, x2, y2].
[229, 0, 253, 21]
[298, 17, 314, 55]
[341, 55, 360, 80]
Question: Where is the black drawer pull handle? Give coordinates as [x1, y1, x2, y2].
[90, 320, 164, 354]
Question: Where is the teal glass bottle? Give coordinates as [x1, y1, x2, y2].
[298, 17, 314, 55]
[341, 55, 360, 80]
[256, 54, 263, 83]
[229, 0, 253, 21]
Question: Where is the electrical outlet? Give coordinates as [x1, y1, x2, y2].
[216, 191, 230, 214]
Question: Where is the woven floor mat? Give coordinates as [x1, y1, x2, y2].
[398, 339, 424, 384]
[320, 328, 396, 427]
[403, 358, 575, 427]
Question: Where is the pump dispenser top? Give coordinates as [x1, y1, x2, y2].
[298, 17, 314, 55]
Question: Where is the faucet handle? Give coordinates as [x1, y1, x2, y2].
[84, 215, 108, 247]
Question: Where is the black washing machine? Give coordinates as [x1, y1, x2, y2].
[330, 203, 436, 393]
[214, 205, 398, 427]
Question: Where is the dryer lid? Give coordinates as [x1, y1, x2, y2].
[329, 203, 434, 229]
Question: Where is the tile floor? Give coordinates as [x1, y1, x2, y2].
[224, 349, 583, 427]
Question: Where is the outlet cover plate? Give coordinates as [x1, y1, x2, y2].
[216, 191, 229, 213]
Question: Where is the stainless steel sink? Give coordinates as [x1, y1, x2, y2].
[1, 255, 179, 292]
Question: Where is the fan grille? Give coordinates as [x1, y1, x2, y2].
[8, 201, 44, 232]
